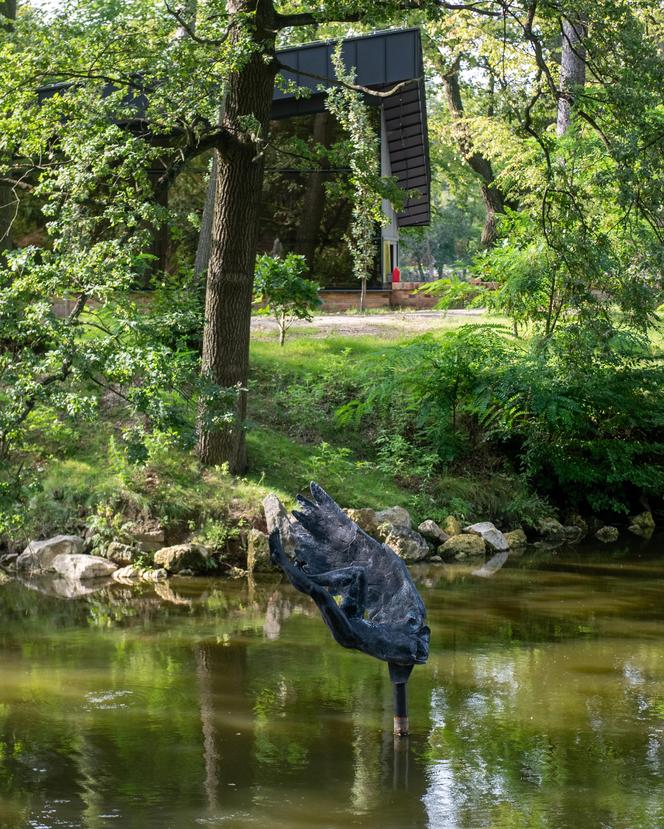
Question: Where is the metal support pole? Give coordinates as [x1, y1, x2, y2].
[388, 662, 413, 738]
[393, 681, 409, 737]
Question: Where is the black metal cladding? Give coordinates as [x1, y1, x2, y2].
[273, 28, 430, 227]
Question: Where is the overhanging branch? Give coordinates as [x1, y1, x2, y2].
[277, 60, 419, 99]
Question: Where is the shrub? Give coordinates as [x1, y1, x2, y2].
[253, 254, 321, 346]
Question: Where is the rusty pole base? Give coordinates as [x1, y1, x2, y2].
[393, 714, 409, 737]
[392, 681, 409, 737]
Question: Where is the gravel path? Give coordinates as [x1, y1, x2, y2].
[251, 308, 487, 338]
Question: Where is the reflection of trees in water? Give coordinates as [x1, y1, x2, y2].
[422, 643, 664, 829]
[196, 644, 220, 812]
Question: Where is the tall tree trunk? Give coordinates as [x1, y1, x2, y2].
[295, 111, 332, 270]
[556, 14, 587, 136]
[0, 0, 17, 255]
[197, 0, 277, 471]
[442, 62, 506, 248]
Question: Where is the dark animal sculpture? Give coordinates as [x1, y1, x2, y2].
[268, 483, 430, 733]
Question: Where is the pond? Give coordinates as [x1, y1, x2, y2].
[0, 539, 663, 829]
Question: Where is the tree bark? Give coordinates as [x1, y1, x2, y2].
[197, 0, 277, 471]
[442, 63, 506, 248]
[295, 111, 333, 270]
[556, 14, 587, 136]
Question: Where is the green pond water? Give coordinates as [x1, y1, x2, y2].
[1, 540, 663, 829]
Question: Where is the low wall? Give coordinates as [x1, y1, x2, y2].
[52, 284, 439, 319]
[319, 284, 438, 312]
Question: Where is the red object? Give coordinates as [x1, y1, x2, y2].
[392, 266, 400, 284]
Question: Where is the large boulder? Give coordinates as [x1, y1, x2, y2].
[417, 520, 449, 546]
[383, 526, 430, 562]
[596, 526, 619, 543]
[50, 554, 117, 580]
[154, 544, 209, 574]
[376, 506, 411, 530]
[628, 511, 655, 539]
[504, 529, 527, 548]
[441, 515, 463, 537]
[440, 534, 486, 559]
[105, 542, 137, 566]
[344, 508, 379, 537]
[263, 494, 296, 554]
[247, 529, 273, 574]
[16, 535, 86, 574]
[536, 518, 567, 543]
[464, 521, 509, 552]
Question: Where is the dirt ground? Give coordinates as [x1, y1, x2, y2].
[251, 308, 487, 339]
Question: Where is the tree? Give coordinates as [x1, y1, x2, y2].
[0, 0, 17, 255]
[253, 252, 320, 345]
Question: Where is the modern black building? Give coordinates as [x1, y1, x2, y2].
[271, 27, 431, 286]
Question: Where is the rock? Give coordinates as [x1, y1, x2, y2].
[567, 514, 589, 537]
[50, 554, 117, 580]
[263, 494, 296, 554]
[562, 525, 583, 544]
[376, 522, 395, 542]
[141, 568, 168, 582]
[429, 555, 443, 563]
[417, 520, 449, 546]
[154, 543, 209, 574]
[628, 511, 655, 538]
[504, 529, 527, 548]
[0, 571, 12, 585]
[128, 528, 165, 553]
[464, 521, 509, 552]
[344, 508, 379, 537]
[383, 526, 430, 562]
[105, 542, 137, 566]
[376, 506, 411, 529]
[595, 526, 619, 543]
[441, 515, 463, 537]
[247, 529, 273, 574]
[441, 534, 486, 559]
[536, 518, 567, 543]
[16, 535, 86, 574]
[113, 565, 142, 582]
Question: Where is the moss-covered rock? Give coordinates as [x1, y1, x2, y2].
[154, 544, 209, 574]
[504, 529, 527, 548]
[441, 534, 486, 559]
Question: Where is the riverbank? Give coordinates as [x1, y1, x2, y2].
[1, 317, 661, 560]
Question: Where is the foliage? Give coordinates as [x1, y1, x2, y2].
[416, 275, 486, 310]
[253, 253, 321, 345]
[333, 324, 664, 516]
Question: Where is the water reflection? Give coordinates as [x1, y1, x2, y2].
[0, 542, 663, 828]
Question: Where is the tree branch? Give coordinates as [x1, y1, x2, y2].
[277, 60, 419, 99]
[164, 1, 230, 46]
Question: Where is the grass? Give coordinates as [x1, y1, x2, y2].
[1, 311, 582, 545]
